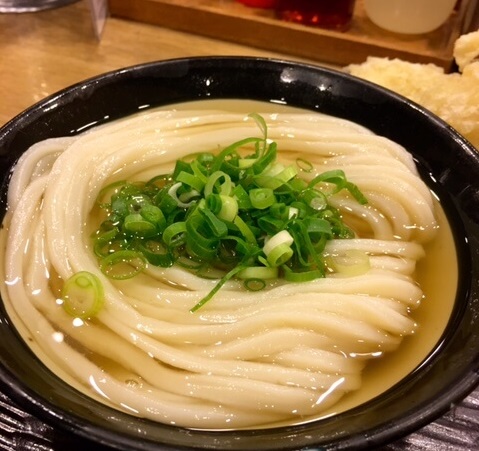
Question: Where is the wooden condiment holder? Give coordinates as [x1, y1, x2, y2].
[108, 0, 476, 71]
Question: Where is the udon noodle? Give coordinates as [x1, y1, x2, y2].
[0, 107, 440, 429]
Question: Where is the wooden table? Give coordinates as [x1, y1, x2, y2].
[0, 0, 323, 127]
[1, 2, 479, 450]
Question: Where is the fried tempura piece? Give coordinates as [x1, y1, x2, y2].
[346, 31, 479, 149]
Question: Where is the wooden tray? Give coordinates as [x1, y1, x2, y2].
[108, 0, 471, 71]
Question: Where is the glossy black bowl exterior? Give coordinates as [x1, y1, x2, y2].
[1, 57, 479, 450]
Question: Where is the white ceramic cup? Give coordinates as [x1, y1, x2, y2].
[363, 0, 457, 34]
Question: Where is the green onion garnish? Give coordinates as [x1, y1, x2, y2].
[326, 249, 371, 276]
[100, 250, 146, 280]
[61, 271, 104, 319]
[90, 113, 368, 311]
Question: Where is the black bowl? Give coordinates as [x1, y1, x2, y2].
[1, 57, 479, 450]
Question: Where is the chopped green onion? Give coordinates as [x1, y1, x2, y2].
[100, 250, 146, 280]
[176, 170, 206, 193]
[96, 180, 127, 208]
[61, 271, 104, 319]
[140, 204, 167, 231]
[185, 215, 219, 261]
[194, 152, 215, 167]
[257, 215, 285, 235]
[296, 158, 314, 172]
[302, 189, 328, 211]
[238, 158, 256, 169]
[217, 195, 238, 222]
[207, 194, 238, 222]
[204, 171, 233, 197]
[92, 114, 368, 310]
[210, 136, 262, 173]
[233, 216, 257, 244]
[205, 194, 222, 215]
[327, 249, 370, 276]
[139, 240, 173, 267]
[252, 142, 277, 175]
[282, 266, 323, 283]
[263, 230, 294, 267]
[266, 243, 294, 267]
[308, 169, 368, 205]
[243, 278, 267, 291]
[263, 230, 294, 255]
[190, 264, 247, 312]
[124, 213, 157, 237]
[156, 190, 178, 214]
[232, 185, 252, 210]
[288, 206, 299, 219]
[269, 203, 288, 219]
[93, 227, 120, 258]
[199, 208, 228, 238]
[168, 182, 198, 208]
[146, 174, 172, 189]
[248, 112, 268, 141]
[237, 266, 278, 280]
[249, 188, 276, 209]
[162, 222, 187, 247]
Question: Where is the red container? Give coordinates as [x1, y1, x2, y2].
[237, 0, 277, 8]
[276, 0, 356, 31]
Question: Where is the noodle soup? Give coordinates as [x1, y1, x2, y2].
[0, 100, 457, 429]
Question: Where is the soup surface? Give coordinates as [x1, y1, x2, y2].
[0, 100, 458, 429]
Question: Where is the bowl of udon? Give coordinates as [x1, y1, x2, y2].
[0, 56, 478, 450]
